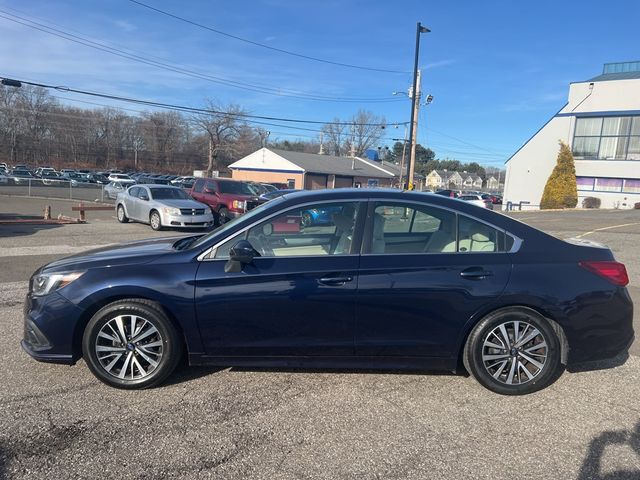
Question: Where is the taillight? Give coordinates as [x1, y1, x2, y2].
[579, 261, 629, 286]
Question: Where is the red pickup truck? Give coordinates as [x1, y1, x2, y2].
[189, 178, 263, 224]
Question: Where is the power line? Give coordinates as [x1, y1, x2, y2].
[0, 10, 406, 104]
[1, 75, 405, 128]
[128, 0, 410, 75]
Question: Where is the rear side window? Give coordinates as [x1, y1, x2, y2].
[458, 216, 502, 252]
[129, 187, 140, 197]
[192, 179, 205, 193]
[205, 180, 218, 193]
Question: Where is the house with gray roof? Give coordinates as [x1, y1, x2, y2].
[228, 148, 397, 189]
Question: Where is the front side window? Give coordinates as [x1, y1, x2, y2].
[192, 179, 205, 193]
[128, 187, 140, 197]
[214, 202, 360, 258]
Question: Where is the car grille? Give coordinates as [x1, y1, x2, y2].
[179, 208, 205, 215]
[246, 201, 260, 211]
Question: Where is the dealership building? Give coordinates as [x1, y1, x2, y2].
[504, 61, 640, 210]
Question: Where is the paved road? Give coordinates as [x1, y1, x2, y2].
[0, 197, 639, 479]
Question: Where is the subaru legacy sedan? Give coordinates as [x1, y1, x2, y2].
[22, 189, 633, 395]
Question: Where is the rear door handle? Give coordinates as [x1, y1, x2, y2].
[460, 267, 493, 279]
[319, 276, 353, 286]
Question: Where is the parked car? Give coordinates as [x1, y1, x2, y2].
[260, 183, 279, 193]
[189, 178, 263, 224]
[8, 169, 35, 185]
[88, 173, 110, 185]
[435, 189, 460, 198]
[34, 167, 56, 178]
[60, 169, 77, 175]
[459, 194, 493, 209]
[104, 181, 127, 200]
[21, 189, 633, 394]
[107, 173, 135, 185]
[40, 172, 67, 186]
[259, 189, 299, 202]
[116, 184, 214, 231]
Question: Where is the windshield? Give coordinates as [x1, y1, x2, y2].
[218, 181, 254, 195]
[188, 196, 286, 250]
[150, 188, 190, 200]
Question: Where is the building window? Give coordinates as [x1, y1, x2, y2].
[367, 179, 379, 187]
[573, 116, 640, 160]
[577, 176, 640, 194]
[576, 177, 595, 191]
[287, 179, 295, 189]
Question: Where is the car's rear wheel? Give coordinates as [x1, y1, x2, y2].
[116, 204, 129, 223]
[82, 299, 183, 389]
[463, 307, 562, 395]
[149, 210, 162, 230]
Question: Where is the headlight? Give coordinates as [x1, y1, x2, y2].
[231, 200, 246, 210]
[31, 272, 84, 296]
[163, 207, 181, 215]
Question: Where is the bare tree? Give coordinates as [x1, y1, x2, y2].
[349, 109, 386, 157]
[320, 110, 386, 157]
[192, 100, 247, 177]
[320, 118, 347, 156]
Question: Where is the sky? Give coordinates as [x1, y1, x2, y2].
[0, 0, 638, 167]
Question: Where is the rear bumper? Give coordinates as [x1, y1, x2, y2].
[565, 287, 634, 364]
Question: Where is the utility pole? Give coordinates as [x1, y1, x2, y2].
[407, 69, 421, 189]
[406, 22, 430, 190]
[207, 135, 214, 177]
[398, 125, 409, 188]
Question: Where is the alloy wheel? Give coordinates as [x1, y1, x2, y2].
[481, 320, 548, 385]
[95, 315, 164, 380]
[150, 212, 161, 230]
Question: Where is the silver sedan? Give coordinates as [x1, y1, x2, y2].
[115, 184, 214, 230]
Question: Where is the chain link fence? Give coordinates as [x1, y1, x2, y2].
[0, 179, 112, 203]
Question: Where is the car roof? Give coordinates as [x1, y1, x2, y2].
[136, 184, 180, 189]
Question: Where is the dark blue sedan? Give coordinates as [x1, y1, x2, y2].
[22, 189, 633, 394]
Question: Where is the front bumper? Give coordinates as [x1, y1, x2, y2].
[21, 291, 83, 365]
[163, 212, 214, 228]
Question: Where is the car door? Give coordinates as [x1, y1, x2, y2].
[136, 186, 152, 222]
[355, 200, 512, 358]
[194, 200, 365, 357]
[124, 187, 141, 220]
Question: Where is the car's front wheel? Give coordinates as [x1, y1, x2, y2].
[463, 307, 562, 395]
[116, 205, 129, 223]
[218, 207, 230, 225]
[82, 299, 183, 389]
[149, 210, 162, 230]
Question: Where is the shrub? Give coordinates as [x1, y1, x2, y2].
[540, 142, 578, 209]
[582, 197, 601, 209]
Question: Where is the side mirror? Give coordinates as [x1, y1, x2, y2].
[225, 240, 257, 273]
[203, 187, 216, 195]
[140, 194, 149, 201]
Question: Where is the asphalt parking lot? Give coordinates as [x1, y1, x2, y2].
[1, 196, 639, 479]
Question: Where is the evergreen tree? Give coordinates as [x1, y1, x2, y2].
[540, 142, 578, 209]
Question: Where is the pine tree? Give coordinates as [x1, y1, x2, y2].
[540, 142, 578, 209]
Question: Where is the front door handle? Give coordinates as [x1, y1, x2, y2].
[318, 276, 353, 286]
[460, 267, 493, 279]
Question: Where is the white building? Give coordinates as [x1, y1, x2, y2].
[504, 61, 640, 210]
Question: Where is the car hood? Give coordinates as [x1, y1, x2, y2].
[39, 236, 182, 274]
[156, 199, 208, 209]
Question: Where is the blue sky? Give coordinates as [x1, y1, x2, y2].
[0, 0, 638, 166]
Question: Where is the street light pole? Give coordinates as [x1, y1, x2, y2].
[406, 22, 429, 190]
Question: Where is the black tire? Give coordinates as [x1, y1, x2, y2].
[116, 204, 129, 223]
[218, 207, 230, 225]
[149, 210, 162, 231]
[82, 299, 183, 389]
[463, 307, 562, 395]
